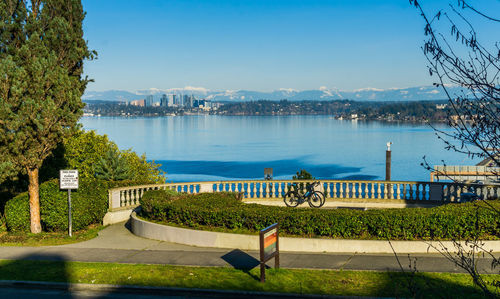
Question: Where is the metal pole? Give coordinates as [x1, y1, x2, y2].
[68, 189, 72, 237]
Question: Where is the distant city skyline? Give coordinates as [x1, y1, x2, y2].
[82, 0, 500, 92]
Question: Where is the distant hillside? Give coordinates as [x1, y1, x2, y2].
[83, 85, 463, 102]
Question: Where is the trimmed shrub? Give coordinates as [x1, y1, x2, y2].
[140, 191, 500, 240]
[4, 192, 30, 232]
[4, 178, 117, 232]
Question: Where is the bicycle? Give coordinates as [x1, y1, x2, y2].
[283, 181, 325, 208]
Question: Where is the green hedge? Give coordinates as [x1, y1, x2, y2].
[4, 179, 136, 232]
[140, 191, 500, 240]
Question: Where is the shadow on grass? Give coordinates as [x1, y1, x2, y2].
[0, 253, 72, 298]
[0, 252, 495, 298]
[221, 249, 262, 281]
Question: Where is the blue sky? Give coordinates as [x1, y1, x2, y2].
[82, 0, 500, 92]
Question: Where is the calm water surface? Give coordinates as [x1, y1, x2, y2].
[80, 115, 475, 182]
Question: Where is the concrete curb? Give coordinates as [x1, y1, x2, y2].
[131, 212, 500, 253]
[0, 280, 356, 298]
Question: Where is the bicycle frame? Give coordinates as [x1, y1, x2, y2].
[288, 182, 319, 205]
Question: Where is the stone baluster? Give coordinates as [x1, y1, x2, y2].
[339, 182, 344, 199]
[323, 183, 329, 198]
[247, 182, 252, 198]
[443, 183, 449, 201]
[396, 183, 401, 199]
[125, 190, 130, 206]
[370, 182, 375, 199]
[118, 190, 124, 207]
[452, 184, 458, 202]
[332, 182, 337, 199]
[384, 183, 389, 199]
[129, 190, 135, 205]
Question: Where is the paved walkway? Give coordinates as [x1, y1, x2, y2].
[0, 222, 497, 274]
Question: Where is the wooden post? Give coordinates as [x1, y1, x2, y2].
[386, 150, 391, 181]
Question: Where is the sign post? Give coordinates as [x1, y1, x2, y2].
[264, 168, 273, 180]
[259, 223, 279, 282]
[59, 170, 79, 237]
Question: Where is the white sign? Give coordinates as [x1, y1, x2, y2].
[60, 170, 79, 189]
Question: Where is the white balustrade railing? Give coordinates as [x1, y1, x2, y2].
[107, 180, 500, 211]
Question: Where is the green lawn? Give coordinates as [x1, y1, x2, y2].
[0, 260, 497, 298]
[0, 225, 102, 246]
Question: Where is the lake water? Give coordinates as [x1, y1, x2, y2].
[80, 115, 475, 182]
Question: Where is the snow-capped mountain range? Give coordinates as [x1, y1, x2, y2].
[82, 85, 459, 102]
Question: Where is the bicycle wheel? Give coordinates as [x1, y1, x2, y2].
[284, 191, 300, 207]
[308, 191, 325, 208]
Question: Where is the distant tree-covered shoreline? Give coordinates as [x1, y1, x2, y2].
[84, 99, 451, 122]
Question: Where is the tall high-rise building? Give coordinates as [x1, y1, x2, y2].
[168, 94, 174, 107]
[177, 94, 184, 106]
[145, 95, 154, 107]
[160, 94, 168, 107]
[183, 94, 190, 107]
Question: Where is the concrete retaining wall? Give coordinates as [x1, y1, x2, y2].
[103, 209, 134, 226]
[130, 212, 500, 253]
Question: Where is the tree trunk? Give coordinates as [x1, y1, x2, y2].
[28, 167, 42, 233]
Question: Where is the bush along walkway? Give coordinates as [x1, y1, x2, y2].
[0, 222, 497, 274]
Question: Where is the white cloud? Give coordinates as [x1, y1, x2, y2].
[353, 87, 385, 92]
[278, 88, 298, 93]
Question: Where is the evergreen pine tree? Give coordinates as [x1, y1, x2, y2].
[0, 0, 95, 233]
[94, 149, 133, 181]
